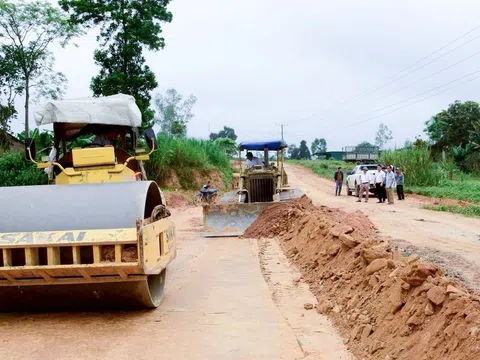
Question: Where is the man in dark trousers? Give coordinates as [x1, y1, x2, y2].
[395, 167, 405, 200]
[375, 165, 386, 203]
[334, 167, 344, 196]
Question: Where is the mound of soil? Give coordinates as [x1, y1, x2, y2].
[245, 196, 480, 360]
[165, 192, 194, 209]
[163, 169, 225, 191]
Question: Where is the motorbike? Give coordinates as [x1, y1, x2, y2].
[196, 183, 218, 205]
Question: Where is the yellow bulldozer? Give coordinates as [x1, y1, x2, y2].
[202, 140, 302, 237]
[0, 94, 176, 310]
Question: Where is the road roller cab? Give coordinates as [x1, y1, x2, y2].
[0, 94, 176, 310]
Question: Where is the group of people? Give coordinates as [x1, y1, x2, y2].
[333, 165, 404, 205]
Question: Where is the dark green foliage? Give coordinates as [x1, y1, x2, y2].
[0, 152, 48, 186]
[357, 141, 375, 148]
[18, 129, 54, 155]
[288, 144, 299, 159]
[298, 140, 311, 160]
[0, 0, 80, 135]
[145, 133, 232, 189]
[311, 138, 327, 154]
[59, 0, 173, 129]
[210, 126, 237, 141]
[214, 137, 237, 158]
[425, 101, 480, 150]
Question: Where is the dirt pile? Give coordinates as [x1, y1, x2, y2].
[163, 168, 225, 191]
[165, 192, 195, 208]
[244, 196, 480, 360]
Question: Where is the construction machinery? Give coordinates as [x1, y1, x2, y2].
[0, 94, 176, 310]
[202, 140, 302, 237]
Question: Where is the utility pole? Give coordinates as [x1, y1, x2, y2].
[275, 123, 288, 139]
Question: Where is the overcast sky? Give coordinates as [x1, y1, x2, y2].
[12, 0, 480, 150]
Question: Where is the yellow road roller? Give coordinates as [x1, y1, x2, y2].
[0, 94, 176, 310]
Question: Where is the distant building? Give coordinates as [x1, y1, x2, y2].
[0, 132, 24, 155]
[312, 151, 343, 160]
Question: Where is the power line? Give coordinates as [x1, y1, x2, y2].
[345, 73, 480, 128]
[295, 22, 480, 124]
[369, 49, 480, 103]
[288, 70, 480, 141]
[354, 68, 480, 119]
[392, 23, 480, 76]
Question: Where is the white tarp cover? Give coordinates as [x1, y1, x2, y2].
[34, 94, 142, 127]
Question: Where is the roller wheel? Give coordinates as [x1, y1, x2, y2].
[143, 269, 167, 308]
[0, 269, 168, 311]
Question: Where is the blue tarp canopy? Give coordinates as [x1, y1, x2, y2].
[238, 140, 288, 151]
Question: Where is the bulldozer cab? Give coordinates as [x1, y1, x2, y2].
[26, 94, 157, 185]
[202, 140, 302, 237]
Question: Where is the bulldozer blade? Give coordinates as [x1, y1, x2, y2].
[278, 188, 303, 201]
[201, 203, 271, 238]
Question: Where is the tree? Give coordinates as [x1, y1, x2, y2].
[298, 140, 311, 160]
[154, 88, 197, 137]
[374, 123, 393, 150]
[311, 138, 327, 154]
[0, 51, 22, 150]
[214, 138, 237, 158]
[59, 0, 173, 129]
[357, 141, 375, 149]
[210, 126, 237, 141]
[0, 0, 81, 135]
[472, 119, 480, 150]
[17, 128, 53, 155]
[288, 144, 300, 159]
[425, 101, 480, 150]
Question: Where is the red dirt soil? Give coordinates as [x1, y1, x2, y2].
[244, 196, 480, 360]
[165, 192, 194, 209]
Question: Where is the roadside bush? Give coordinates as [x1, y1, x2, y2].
[145, 133, 233, 189]
[464, 151, 480, 173]
[0, 152, 48, 187]
[380, 147, 448, 187]
[290, 159, 348, 180]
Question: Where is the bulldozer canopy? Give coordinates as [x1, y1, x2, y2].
[34, 94, 141, 128]
[238, 140, 287, 151]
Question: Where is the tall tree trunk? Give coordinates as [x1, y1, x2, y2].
[24, 77, 29, 136]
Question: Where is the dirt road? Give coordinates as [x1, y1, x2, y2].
[0, 206, 352, 360]
[285, 163, 480, 292]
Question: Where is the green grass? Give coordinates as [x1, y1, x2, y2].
[423, 204, 480, 218]
[289, 159, 350, 180]
[145, 133, 233, 190]
[408, 180, 480, 203]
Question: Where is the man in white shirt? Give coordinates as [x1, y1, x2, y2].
[375, 165, 386, 203]
[246, 152, 263, 169]
[356, 167, 370, 203]
[385, 165, 395, 205]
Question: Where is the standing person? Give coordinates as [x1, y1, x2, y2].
[356, 167, 370, 203]
[385, 165, 395, 205]
[334, 167, 344, 196]
[395, 168, 405, 200]
[375, 165, 386, 203]
[381, 166, 387, 203]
